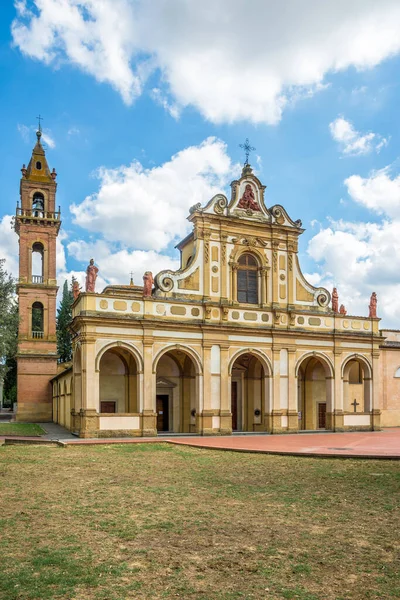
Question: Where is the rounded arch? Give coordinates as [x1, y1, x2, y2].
[295, 351, 334, 378]
[228, 348, 273, 377]
[341, 354, 372, 378]
[152, 344, 203, 375]
[29, 188, 49, 205]
[95, 341, 143, 373]
[230, 246, 267, 267]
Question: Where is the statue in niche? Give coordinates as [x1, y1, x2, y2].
[332, 288, 339, 313]
[72, 279, 81, 301]
[369, 292, 377, 318]
[238, 184, 260, 211]
[143, 271, 154, 297]
[339, 304, 347, 316]
[85, 259, 99, 293]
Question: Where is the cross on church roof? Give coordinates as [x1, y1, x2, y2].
[239, 138, 256, 165]
[36, 114, 43, 133]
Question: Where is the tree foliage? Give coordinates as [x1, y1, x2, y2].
[0, 259, 19, 387]
[56, 279, 73, 363]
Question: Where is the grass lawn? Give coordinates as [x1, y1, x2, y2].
[0, 423, 45, 437]
[0, 444, 399, 600]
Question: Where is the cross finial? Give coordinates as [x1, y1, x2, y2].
[36, 114, 43, 133]
[129, 271, 134, 286]
[239, 138, 256, 165]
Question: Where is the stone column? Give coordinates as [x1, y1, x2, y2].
[202, 343, 214, 435]
[332, 349, 343, 431]
[142, 339, 156, 436]
[287, 347, 298, 431]
[371, 350, 381, 430]
[220, 345, 232, 434]
[267, 348, 282, 433]
[80, 337, 99, 438]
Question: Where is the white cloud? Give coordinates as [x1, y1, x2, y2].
[0, 216, 19, 276]
[70, 137, 237, 251]
[17, 122, 56, 148]
[67, 239, 179, 288]
[150, 88, 180, 119]
[41, 130, 56, 149]
[307, 168, 400, 327]
[67, 126, 80, 137]
[12, 1, 400, 124]
[344, 168, 400, 218]
[329, 116, 388, 156]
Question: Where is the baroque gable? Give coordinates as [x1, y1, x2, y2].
[155, 163, 330, 313]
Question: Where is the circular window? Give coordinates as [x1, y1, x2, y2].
[36, 161, 42, 170]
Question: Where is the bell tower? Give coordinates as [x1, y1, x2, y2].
[14, 127, 61, 422]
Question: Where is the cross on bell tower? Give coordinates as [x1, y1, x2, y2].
[14, 124, 61, 422]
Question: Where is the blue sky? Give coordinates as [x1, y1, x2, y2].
[2, 1, 400, 326]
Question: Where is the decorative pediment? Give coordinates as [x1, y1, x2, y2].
[156, 377, 176, 388]
[269, 205, 303, 229]
[228, 166, 271, 222]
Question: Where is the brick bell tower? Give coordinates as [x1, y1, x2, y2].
[14, 126, 60, 422]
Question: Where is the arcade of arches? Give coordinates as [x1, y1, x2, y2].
[52, 340, 385, 437]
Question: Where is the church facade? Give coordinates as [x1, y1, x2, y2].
[15, 133, 400, 437]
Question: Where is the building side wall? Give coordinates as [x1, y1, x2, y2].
[380, 347, 400, 426]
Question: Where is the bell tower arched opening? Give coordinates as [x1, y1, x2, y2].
[32, 242, 44, 283]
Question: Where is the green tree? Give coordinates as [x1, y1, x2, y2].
[57, 279, 73, 363]
[0, 259, 19, 405]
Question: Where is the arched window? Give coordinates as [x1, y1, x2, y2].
[32, 192, 44, 217]
[237, 253, 259, 304]
[32, 242, 44, 284]
[32, 302, 44, 338]
[36, 161, 42, 170]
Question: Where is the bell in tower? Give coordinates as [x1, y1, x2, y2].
[14, 123, 61, 422]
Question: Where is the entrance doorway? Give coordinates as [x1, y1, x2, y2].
[231, 381, 238, 431]
[318, 402, 326, 429]
[156, 395, 169, 431]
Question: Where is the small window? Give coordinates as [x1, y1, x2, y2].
[237, 253, 259, 304]
[395, 368, 400, 378]
[36, 161, 42, 170]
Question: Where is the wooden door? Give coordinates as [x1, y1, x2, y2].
[100, 401, 116, 413]
[231, 382, 238, 431]
[156, 395, 169, 431]
[318, 403, 326, 429]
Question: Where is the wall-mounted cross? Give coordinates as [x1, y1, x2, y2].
[36, 114, 43, 132]
[239, 138, 256, 165]
[351, 399, 360, 413]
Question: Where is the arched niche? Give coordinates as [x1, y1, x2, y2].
[297, 355, 333, 430]
[99, 346, 139, 414]
[342, 356, 372, 413]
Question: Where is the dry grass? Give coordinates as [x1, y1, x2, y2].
[0, 443, 399, 600]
